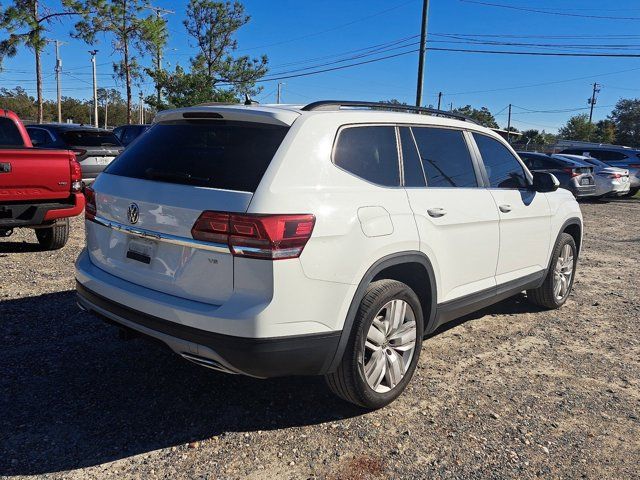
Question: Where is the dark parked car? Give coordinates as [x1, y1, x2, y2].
[560, 146, 640, 197]
[113, 124, 150, 147]
[518, 152, 597, 198]
[26, 124, 123, 184]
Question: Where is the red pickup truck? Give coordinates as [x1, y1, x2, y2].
[0, 110, 85, 250]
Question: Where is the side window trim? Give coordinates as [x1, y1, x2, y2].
[469, 132, 533, 189]
[331, 123, 403, 189]
[397, 125, 428, 187]
[463, 130, 489, 188]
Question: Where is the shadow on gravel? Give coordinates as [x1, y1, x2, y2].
[0, 291, 362, 476]
[0, 241, 43, 254]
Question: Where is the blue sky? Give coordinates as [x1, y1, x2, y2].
[2, 0, 640, 132]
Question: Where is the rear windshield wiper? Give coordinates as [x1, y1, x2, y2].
[144, 168, 211, 184]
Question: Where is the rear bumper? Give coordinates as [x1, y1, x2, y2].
[76, 281, 341, 377]
[570, 184, 597, 198]
[0, 193, 84, 227]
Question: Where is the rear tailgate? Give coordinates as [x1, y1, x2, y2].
[86, 113, 292, 305]
[88, 175, 251, 305]
[0, 149, 73, 202]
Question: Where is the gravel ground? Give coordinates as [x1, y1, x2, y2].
[1, 198, 639, 480]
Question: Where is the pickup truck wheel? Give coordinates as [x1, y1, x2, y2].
[325, 279, 423, 409]
[35, 218, 70, 250]
[527, 233, 577, 309]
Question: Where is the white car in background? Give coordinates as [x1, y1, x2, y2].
[554, 154, 631, 198]
[75, 101, 583, 409]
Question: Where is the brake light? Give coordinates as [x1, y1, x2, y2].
[563, 167, 579, 177]
[192, 212, 316, 260]
[69, 156, 83, 192]
[629, 163, 640, 168]
[84, 186, 96, 220]
[609, 173, 622, 179]
[72, 148, 87, 158]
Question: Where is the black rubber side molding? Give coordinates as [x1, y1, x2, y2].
[76, 282, 341, 378]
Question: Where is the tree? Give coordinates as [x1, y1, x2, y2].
[558, 114, 595, 141]
[593, 119, 616, 145]
[609, 98, 640, 147]
[185, 0, 267, 96]
[0, 1, 75, 123]
[452, 105, 499, 128]
[516, 129, 557, 148]
[148, 0, 268, 110]
[0, 86, 37, 119]
[66, 0, 164, 123]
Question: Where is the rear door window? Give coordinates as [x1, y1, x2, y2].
[333, 126, 400, 187]
[61, 130, 121, 147]
[411, 127, 478, 188]
[27, 127, 52, 147]
[105, 120, 290, 192]
[0, 117, 24, 147]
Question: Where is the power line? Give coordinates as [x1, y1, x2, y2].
[460, 0, 640, 21]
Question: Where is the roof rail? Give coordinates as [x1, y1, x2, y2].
[301, 100, 477, 124]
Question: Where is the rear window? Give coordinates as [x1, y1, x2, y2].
[0, 117, 25, 147]
[105, 121, 289, 192]
[61, 130, 121, 147]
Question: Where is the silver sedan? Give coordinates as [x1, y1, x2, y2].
[553, 154, 630, 197]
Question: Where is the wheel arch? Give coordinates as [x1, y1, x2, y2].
[324, 251, 437, 373]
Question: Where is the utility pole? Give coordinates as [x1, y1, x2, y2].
[449, 102, 453, 112]
[89, 50, 99, 128]
[437, 91, 443, 110]
[146, 5, 174, 106]
[139, 91, 144, 124]
[415, 0, 430, 107]
[49, 40, 66, 123]
[276, 82, 285, 104]
[588, 82, 601, 124]
[104, 94, 108, 129]
[507, 104, 512, 143]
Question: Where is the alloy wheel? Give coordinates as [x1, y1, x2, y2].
[553, 244, 574, 301]
[361, 299, 417, 393]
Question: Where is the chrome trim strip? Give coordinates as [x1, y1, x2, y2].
[90, 215, 230, 253]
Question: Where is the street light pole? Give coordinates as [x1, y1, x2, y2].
[507, 104, 512, 143]
[89, 50, 99, 128]
[415, 0, 430, 107]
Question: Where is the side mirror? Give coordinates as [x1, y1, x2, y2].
[531, 171, 559, 192]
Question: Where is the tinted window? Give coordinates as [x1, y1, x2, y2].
[333, 126, 400, 187]
[474, 133, 528, 189]
[399, 127, 426, 187]
[411, 127, 477, 188]
[27, 127, 50, 146]
[121, 126, 148, 146]
[519, 154, 556, 170]
[590, 150, 628, 161]
[106, 121, 289, 192]
[0, 117, 24, 147]
[61, 129, 121, 147]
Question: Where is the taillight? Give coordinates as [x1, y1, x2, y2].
[69, 156, 83, 192]
[563, 167, 579, 177]
[629, 163, 640, 168]
[84, 186, 96, 220]
[609, 173, 622, 179]
[72, 148, 87, 158]
[192, 212, 316, 260]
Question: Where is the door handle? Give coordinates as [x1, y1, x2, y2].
[427, 207, 447, 218]
[499, 204, 512, 213]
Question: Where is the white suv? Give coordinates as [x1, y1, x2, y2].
[75, 101, 582, 409]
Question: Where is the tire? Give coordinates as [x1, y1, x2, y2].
[35, 218, 70, 251]
[623, 187, 639, 197]
[527, 233, 577, 309]
[325, 279, 424, 409]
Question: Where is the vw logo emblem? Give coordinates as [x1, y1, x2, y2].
[127, 203, 139, 224]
